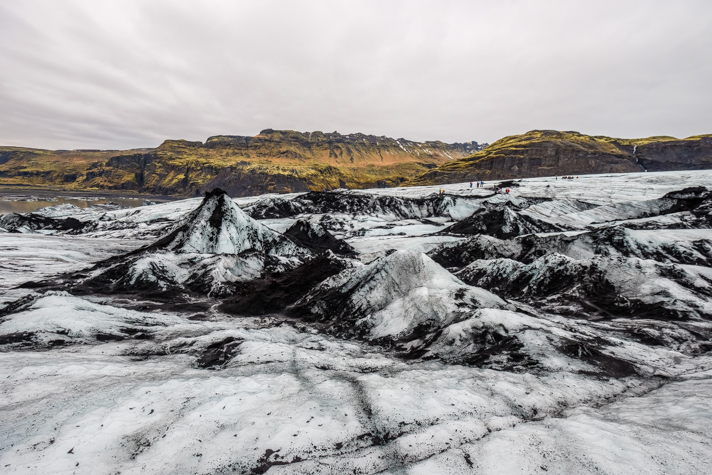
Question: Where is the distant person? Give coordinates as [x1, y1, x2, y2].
[470, 181, 473, 188]
[505, 188, 510, 194]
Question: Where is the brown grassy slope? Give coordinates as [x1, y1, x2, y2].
[0, 147, 128, 186]
[406, 130, 712, 185]
[0, 130, 482, 196]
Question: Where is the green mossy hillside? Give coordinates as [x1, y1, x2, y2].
[0, 130, 482, 196]
[406, 130, 712, 186]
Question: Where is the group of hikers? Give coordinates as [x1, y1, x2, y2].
[439, 183, 510, 195]
[437, 175, 580, 196]
[466, 181, 510, 194]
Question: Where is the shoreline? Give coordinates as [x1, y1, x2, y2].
[0, 186, 179, 202]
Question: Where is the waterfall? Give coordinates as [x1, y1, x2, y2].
[632, 144, 647, 171]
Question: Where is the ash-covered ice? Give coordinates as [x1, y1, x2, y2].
[2, 171, 712, 474]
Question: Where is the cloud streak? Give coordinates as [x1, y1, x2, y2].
[1, 0, 711, 149]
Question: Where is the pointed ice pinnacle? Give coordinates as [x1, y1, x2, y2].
[72, 189, 312, 298]
[156, 188, 301, 256]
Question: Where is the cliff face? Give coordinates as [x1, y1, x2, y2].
[636, 136, 712, 171]
[4, 129, 710, 196]
[407, 130, 712, 186]
[0, 130, 484, 196]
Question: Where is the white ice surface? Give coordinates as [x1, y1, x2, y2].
[4, 292, 706, 475]
[348, 235, 464, 261]
[348, 170, 712, 203]
[401, 370, 712, 474]
[0, 233, 143, 306]
[2, 170, 712, 473]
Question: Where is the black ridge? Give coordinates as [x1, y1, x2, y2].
[220, 252, 352, 316]
[283, 219, 356, 256]
[442, 202, 565, 238]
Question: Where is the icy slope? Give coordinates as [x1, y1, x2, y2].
[431, 225, 712, 269]
[220, 251, 362, 316]
[0, 292, 185, 346]
[1, 291, 709, 474]
[74, 189, 312, 298]
[156, 188, 300, 256]
[0, 212, 88, 234]
[283, 219, 356, 256]
[289, 249, 507, 341]
[2, 170, 712, 474]
[0, 233, 143, 306]
[403, 369, 712, 475]
[443, 200, 567, 238]
[244, 190, 484, 221]
[458, 254, 712, 321]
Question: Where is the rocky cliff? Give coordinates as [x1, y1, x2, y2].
[0, 130, 484, 196]
[4, 128, 710, 196]
[407, 130, 712, 185]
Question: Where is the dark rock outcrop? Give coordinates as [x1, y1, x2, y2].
[409, 130, 712, 186]
[245, 190, 483, 220]
[0, 212, 87, 233]
[637, 137, 712, 172]
[283, 220, 356, 256]
[220, 251, 355, 316]
[442, 201, 566, 238]
[73, 188, 311, 300]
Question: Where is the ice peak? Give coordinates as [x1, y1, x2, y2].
[290, 249, 505, 340]
[203, 187, 230, 199]
[159, 188, 286, 255]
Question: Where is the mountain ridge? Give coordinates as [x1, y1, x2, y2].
[406, 129, 712, 186]
[3, 128, 712, 197]
[0, 129, 484, 197]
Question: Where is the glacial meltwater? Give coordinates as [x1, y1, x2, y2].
[0, 189, 174, 214]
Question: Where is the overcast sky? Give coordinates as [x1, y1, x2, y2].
[1, 0, 711, 149]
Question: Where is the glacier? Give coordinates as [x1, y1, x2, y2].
[1, 170, 712, 474]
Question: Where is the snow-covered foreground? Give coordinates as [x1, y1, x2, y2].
[1, 170, 712, 474]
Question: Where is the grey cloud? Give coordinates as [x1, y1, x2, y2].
[0, 0, 711, 150]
